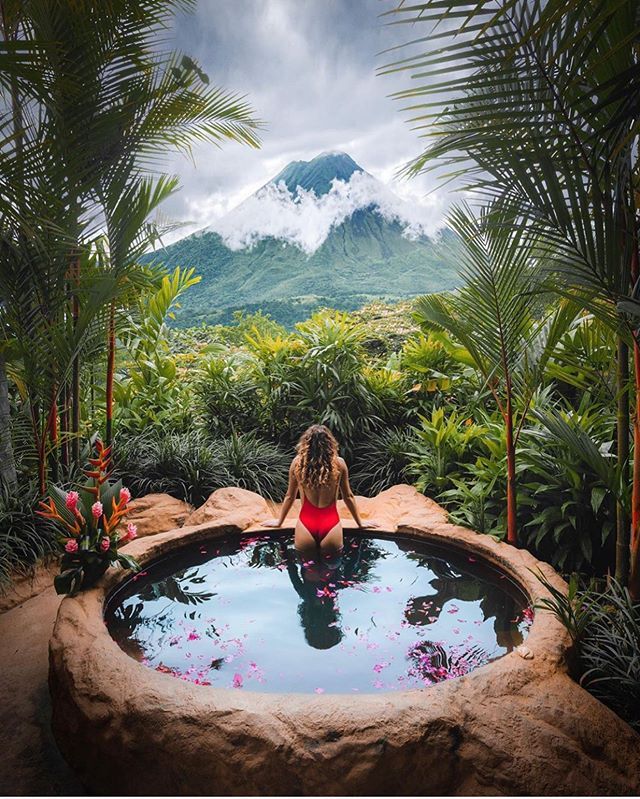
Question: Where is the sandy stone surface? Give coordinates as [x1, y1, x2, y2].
[0, 587, 82, 795]
[117, 492, 194, 537]
[187, 485, 271, 527]
[47, 484, 640, 796]
[0, 559, 60, 614]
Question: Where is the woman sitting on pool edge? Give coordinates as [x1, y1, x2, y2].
[264, 424, 378, 554]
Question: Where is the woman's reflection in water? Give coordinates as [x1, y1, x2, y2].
[284, 547, 344, 650]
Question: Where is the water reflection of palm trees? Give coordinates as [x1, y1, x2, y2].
[108, 566, 217, 650]
[400, 546, 524, 651]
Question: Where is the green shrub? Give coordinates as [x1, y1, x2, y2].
[517, 398, 618, 573]
[112, 428, 290, 504]
[406, 407, 491, 496]
[215, 430, 290, 499]
[193, 354, 260, 437]
[112, 429, 228, 506]
[440, 457, 507, 536]
[0, 479, 58, 588]
[351, 427, 418, 496]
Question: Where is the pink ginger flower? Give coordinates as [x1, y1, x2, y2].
[91, 501, 103, 520]
[232, 673, 243, 688]
[64, 539, 78, 553]
[126, 522, 137, 541]
[65, 490, 80, 511]
[100, 537, 110, 552]
[119, 487, 131, 505]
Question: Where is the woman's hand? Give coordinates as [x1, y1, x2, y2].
[262, 518, 282, 528]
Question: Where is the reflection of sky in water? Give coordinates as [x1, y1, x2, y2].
[106, 534, 532, 694]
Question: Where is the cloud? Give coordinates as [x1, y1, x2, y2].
[204, 170, 446, 254]
[157, 1, 461, 245]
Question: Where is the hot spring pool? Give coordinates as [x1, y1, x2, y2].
[105, 532, 533, 694]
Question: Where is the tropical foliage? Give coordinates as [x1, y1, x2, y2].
[384, 0, 640, 596]
[0, 0, 261, 497]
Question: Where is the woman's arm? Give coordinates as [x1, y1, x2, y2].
[264, 458, 299, 527]
[339, 459, 366, 528]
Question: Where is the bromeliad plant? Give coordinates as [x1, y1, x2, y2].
[36, 439, 140, 596]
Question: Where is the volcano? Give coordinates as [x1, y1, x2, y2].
[146, 151, 460, 327]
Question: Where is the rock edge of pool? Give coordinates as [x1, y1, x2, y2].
[48, 485, 640, 796]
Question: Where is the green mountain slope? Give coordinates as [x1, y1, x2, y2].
[147, 152, 460, 327]
[271, 151, 366, 195]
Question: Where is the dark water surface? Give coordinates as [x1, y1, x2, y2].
[105, 532, 533, 694]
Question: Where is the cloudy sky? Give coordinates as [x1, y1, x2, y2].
[158, 0, 454, 244]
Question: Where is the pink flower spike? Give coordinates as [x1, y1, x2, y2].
[232, 673, 243, 688]
[65, 490, 80, 511]
[99, 537, 110, 552]
[91, 501, 103, 520]
[119, 487, 132, 505]
[126, 522, 138, 540]
[64, 539, 78, 553]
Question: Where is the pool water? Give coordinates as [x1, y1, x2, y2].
[105, 533, 533, 694]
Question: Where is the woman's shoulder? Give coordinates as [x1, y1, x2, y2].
[337, 456, 347, 470]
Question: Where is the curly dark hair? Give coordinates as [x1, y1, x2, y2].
[294, 424, 340, 490]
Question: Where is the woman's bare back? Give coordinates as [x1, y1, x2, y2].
[294, 454, 343, 507]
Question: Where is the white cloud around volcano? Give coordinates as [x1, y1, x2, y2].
[203, 170, 445, 255]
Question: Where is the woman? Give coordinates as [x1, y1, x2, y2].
[264, 424, 378, 553]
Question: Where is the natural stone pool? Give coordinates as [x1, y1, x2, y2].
[105, 532, 533, 694]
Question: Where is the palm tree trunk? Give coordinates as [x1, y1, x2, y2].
[70, 254, 80, 468]
[60, 379, 69, 470]
[630, 339, 640, 597]
[0, 352, 18, 492]
[48, 384, 59, 483]
[630, 246, 640, 598]
[105, 300, 115, 446]
[505, 391, 517, 545]
[615, 334, 630, 583]
[30, 399, 46, 496]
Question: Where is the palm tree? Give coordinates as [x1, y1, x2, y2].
[414, 202, 577, 544]
[0, 0, 262, 492]
[0, 347, 17, 491]
[382, 0, 640, 590]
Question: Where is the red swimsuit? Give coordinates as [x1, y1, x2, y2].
[299, 493, 340, 542]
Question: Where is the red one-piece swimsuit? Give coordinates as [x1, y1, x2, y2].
[298, 493, 340, 543]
